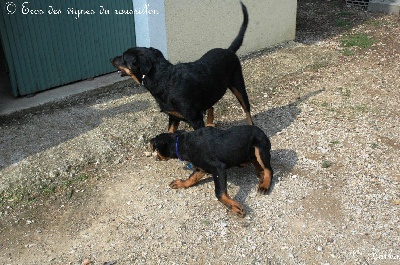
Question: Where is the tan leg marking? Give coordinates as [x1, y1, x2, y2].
[206, 107, 216, 127]
[166, 111, 185, 119]
[219, 192, 245, 217]
[245, 111, 254, 126]
[170, 170, 206, 189]
[168, 123, 179, 133]
[254, 147, 272, 194]
[230, 87, 254, 125]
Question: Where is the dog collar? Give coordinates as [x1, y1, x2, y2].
[175, 136, 184, 161]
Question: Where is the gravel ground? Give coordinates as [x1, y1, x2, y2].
[1, 1, 399, 264]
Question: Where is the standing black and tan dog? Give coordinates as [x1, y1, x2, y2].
[111, 2, 253, 132]
[150, 125, 273, 217]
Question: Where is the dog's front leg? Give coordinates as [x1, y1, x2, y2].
[213, 166, 245, 217]
[170, 169, 206, 189]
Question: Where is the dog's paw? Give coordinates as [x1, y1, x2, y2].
[219, 193, 246, 217]
[206, 123, 216, 127]
[257, 172, 272, 195]
[231, 203, 246, 218]
[257, 185, 270, 195]
[169, 179, 186, 189]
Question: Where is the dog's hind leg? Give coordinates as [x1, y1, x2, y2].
[206, 107, 216, 127]
[229, 71, 254, 125]
[185, 111, 205, 130]
[252, 146, 273, 194]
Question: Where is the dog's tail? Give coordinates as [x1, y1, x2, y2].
[228, 2, 249, 53]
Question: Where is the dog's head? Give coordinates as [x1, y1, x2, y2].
[110, 47, 165, 84]
[150, 131, 184, 161]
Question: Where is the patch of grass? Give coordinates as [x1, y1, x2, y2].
[337, 87, 351, 97]
[293, 85, 305, 100]
[0, 186, 35, 209]
[338, 11, 352, 17]
[327, 107, 336, 112]
[321, 160, 332, 169]
[339, 104, 371, 120]
[64, 179, 72, 187]
[342, 48, 355, 56]
[1, 171, 96, 213]
[354, 104, 369, 114]
[330, 140, 340, 145]
[67, 189, 74, 200]
[320, 102, 338, 113]
[341, 33, 374, 49]
[335, 18, 351, 29]
[369, 18, 399, 29]
[369, 20, 383, 27]
[310, 61, 329, 71]
[201, 220, 211, 226]
[41, 184, 56, 195]
[77, 174, 89, 182]
[370, 143, 379, 149]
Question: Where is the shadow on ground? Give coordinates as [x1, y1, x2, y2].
[0, 87, 149, 168]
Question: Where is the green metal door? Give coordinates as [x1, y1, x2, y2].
[0, 0, 136, 97]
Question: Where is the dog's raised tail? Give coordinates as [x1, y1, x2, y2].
[228, 2, 249, 53]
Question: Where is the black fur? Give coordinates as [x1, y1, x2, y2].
[111, 2, 253, 131]
[150, 125, 273, 217]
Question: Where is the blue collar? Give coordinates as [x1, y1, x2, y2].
[175, 136, 184, 161]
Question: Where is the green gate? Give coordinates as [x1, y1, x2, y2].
[0, 0, 136, 97]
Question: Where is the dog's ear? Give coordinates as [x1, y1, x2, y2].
[149, 47, 165, 59]
[123, 53, 137, 70]
[139, 48, 165, 75]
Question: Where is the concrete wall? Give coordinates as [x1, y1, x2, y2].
[164, 0, 297, 63]
[134, 0, 169, 58]
[368, 0, 400, 15]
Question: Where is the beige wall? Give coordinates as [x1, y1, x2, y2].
[164, 0, 297, 63]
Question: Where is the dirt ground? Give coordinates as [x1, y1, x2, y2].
[0, 0, 399, 264]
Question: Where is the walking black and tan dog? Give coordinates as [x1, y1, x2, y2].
[111, 2, 253, 132]
[150, 125, 273, 217]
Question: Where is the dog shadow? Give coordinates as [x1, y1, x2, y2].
[220, 89, 323, 136]
[214, 90, 323, 214]
[228, 149, 297, 215]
